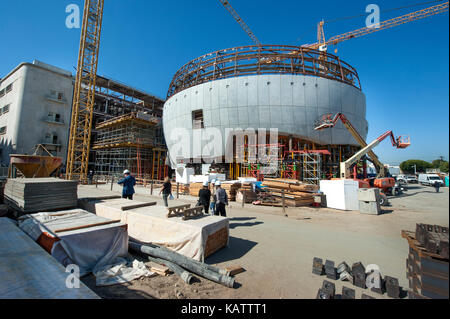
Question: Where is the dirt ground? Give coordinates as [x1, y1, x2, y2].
[78, 183, 449, 299]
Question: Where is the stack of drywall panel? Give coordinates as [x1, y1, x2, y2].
[3, 178, 78, 213]
[319, 179, 359, 211]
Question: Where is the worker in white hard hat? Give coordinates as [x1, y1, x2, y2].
[118, 169, 136, 200]
[197, 181, 211, 214]
[215, 180, 228, 217]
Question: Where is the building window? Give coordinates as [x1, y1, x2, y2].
[0, 89, 5, 98]
[6, 84, 12, 93]
[2, 104, 10, 114]
[192, 110, 204, 129]
[0, 126, 6, 135]
[55, 113, 61, 122]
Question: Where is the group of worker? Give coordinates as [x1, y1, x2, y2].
[117, 170, 228, 216]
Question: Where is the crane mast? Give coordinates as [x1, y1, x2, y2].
[218, 0, 261, 46]
[305, 1, 449, 51]
[66, 0, 104, 182]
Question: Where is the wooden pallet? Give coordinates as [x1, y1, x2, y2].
[401, 230, 448, 262]
[204, 226, 228, 258]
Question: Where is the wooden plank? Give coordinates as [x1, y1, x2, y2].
[121, 202, 157, 211]
[225, 265, 245, 276]
[54, 220, 122, 233]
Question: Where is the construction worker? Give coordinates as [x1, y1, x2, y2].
[118, 169, 136, 200]
[210, 180, 217, 215]
[198, 181, 211, 214]
[87, 170, 94, 185]
[433, 181, 441, 193]
[215, 181, 228, 217]
[159, 177, 172, 207]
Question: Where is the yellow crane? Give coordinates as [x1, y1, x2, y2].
[66, 0, 104, 182]
[218, 0, 261, 46]
[305, 1, 449, 52]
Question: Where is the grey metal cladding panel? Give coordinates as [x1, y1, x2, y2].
[293, 106, 307, 126]
[317, 77, 330, 108]
[237, 76, 248, 107]
[219, 80, 228, 107]
[204, 109, 212, 127]
[219, 108, 230, 126]
[304, 77, 318, 107]
[341, 85, 356, 114]
[292, 76, 306, 107]
[203, 84, 212, 109]
[228, 106, 239, 125]
[211, 85, 219, 110]
[227, 80, 238, 108]
[329, 80, 342, 110]
[238, 106, 249, 125]
[247, 77, 258, 107]
[281, 106, 294, 127]
[248, 105, 260, 127]
[196, 86, 204, 109]
[269, 74, 281, 106]
[270, 106, 283, 126]
[258, 75, 270, 106]
[211, 110, 221, 127]
[280, 75, 293, 106]
[259, 105, 270, 127]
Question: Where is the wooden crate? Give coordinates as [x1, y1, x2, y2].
[204, 226, 229, 258]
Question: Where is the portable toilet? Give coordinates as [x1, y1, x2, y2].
[445, 176, 449, 187]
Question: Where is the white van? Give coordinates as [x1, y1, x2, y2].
[418, 174, 444, 186]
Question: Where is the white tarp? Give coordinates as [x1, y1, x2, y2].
[93, 199, 229, 262]
[17, 210, 153, 286]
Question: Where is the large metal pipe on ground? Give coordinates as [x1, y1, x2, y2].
[129, 242, 235, 288]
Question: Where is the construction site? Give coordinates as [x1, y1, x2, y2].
[0, 0, 449, 305]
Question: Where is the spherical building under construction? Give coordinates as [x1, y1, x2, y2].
[163, 45, 368, 181]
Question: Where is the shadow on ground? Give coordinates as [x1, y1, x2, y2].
[206, 236, 257, 264]
[81, 275, 157, 299]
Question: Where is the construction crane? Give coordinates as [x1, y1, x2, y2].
[315, 113, 410, 191]
[218, 0, 261, 46]
[66, 0, 104, 182]
[304, 1, 449, 52]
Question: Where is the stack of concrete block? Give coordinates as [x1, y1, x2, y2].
[358, 188, 381, 215]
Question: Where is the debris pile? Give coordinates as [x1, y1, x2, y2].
[313, 257, 403, 299]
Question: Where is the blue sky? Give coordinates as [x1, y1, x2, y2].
[0, 0, 448, 165]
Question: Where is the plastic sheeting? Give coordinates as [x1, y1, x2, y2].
[18, 210, 129, 277]
[93, 199, 229, 262]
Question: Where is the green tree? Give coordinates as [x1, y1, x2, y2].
[439, 161, 449, 173]
[400, 159, 432, 174]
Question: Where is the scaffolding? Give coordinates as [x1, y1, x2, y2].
[92, 113, 168, 182]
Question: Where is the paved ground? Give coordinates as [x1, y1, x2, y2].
[79, 183, 449, 299]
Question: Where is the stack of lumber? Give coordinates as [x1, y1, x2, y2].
[189, 183, 205, 197]
[4, 178, 78, 213]
[236, 184, 257, 203]
[262, 178, 319, 193]
[402, 224, 449, 299]
[261, 178, 318, 207]
[171, 182, 190, 195]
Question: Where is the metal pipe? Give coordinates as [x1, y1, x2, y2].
[129, 242, 234, 288]
[147, 256, 193, 285]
